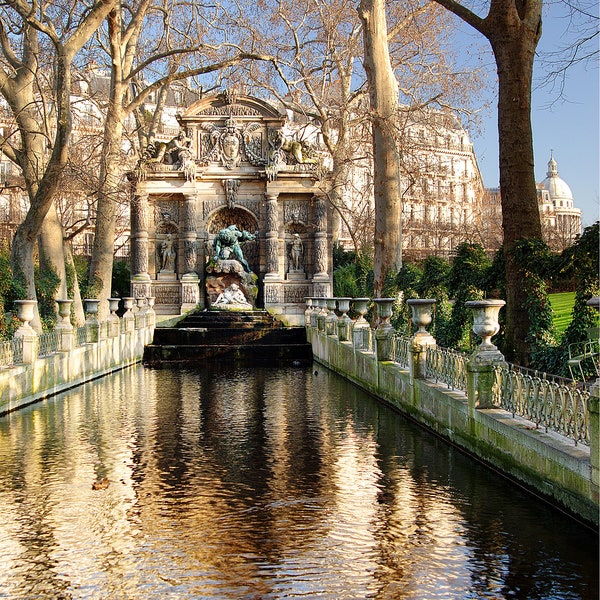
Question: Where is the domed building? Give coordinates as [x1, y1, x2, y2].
[537, 152, 582, 250]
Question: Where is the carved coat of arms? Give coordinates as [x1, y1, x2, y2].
[200, 117, 264, 169]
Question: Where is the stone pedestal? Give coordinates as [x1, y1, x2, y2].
[181, 273, 201, 311]
[205, 259, 257, 308]
[157, 271, 177, 282]
[410, 332, 437, 381]
[287, 271, 307, 281]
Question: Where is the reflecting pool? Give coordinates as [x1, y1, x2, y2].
[0, 363, 597, 599]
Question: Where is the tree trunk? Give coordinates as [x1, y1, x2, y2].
[358, 0, 402, 297]
[430, 0, 543, 365]
[489, 18, 542, 364]
[9, 50, 73, 327]
[88, 114, 125, 321]
[89, 9, 130, 321]
[39, 204, 68, 301]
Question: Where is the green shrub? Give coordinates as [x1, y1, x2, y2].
[437, 243, 490, 351]
[34, 257, 61, 332]
[0, 252, 26, 340]
[112, 260, 131, 298]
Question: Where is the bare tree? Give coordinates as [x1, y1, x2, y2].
[219, 0, 482, 272]
[358, 0, 403, 295]
[0, 0, 116, 329]
[83, 0, 277, 319]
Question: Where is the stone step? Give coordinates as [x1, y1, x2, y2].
[175, 309, 282, 329]
[145, 309, 311, 365]
[152, 326, 305, 346]
[143, 342, 312, 365]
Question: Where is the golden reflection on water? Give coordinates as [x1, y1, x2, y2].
[0, 364, 597, 599]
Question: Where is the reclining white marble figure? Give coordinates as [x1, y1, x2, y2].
[214, 283, 251, 307]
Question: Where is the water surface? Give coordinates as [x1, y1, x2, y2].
[0, 363, 597, 599]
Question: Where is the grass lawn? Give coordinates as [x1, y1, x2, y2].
[549, 292, 575, 335]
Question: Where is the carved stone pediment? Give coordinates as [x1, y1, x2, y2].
[181, 93, 285, 120]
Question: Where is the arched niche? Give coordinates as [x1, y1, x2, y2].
[206, 207, 259, 272]
[284, 222, 308, 276]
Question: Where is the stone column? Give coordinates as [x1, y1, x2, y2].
[181, 193, 201, 310]
[264, 193, 279, 280]
[182, 193, 198, 275]
[313, 196, 328, 279]
[130, 191, 151, 298]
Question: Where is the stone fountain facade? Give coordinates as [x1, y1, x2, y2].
[128, 92, 333, 325]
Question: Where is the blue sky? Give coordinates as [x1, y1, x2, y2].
[455, 4, 599, 228]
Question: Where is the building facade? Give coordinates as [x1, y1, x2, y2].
[128, 92, 332, 323]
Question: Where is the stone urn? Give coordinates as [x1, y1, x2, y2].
[56, 299, 73, 328]
[108, 298, 121, 317]
[315, 297, 327, 332]
[373, 298, 395, 329]
[466, 299, 505, 357]
[14, 299, 37, 333]
[122, 297, 135, 316]
[586, 296, 600, 311]
[309, 297, 320, 328]
[352, 298, 370, 326]
[325, 298, 338, 335]
[83, 298, 99, 315]
[136, 297, 146, 312]
[407, 299, 436, 346]
[336, 297, 352, 342]
[337, 297, 351, 317]
[352, 298, 371, 350]
[304, 297, 313, 326]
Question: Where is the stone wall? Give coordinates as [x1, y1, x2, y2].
[307, 307, 599, 528]
[0, 303, 154, 416]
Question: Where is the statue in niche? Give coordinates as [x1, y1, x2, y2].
[160, 234, 176, 272]
[212, 225, 256, 273]
[288, 233, 304, 272]
[214, 283, 251, 307]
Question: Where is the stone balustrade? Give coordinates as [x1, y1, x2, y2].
[0, 297, 156, 415]
[306, 296, 599, 527]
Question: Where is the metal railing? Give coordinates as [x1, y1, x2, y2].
[492, 365, 590, 445]
[393, 334, 411, 368]
[38, 331, 59, 357]
[76, 326, 92, 346]
[313, 312, 594, 448]
[0, 339, 16, 367]
[425, 345, 468, 392]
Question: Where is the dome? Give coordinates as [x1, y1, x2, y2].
[538, 152, 574, 206]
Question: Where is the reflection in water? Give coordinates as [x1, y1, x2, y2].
[0, 364, 597, 599]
